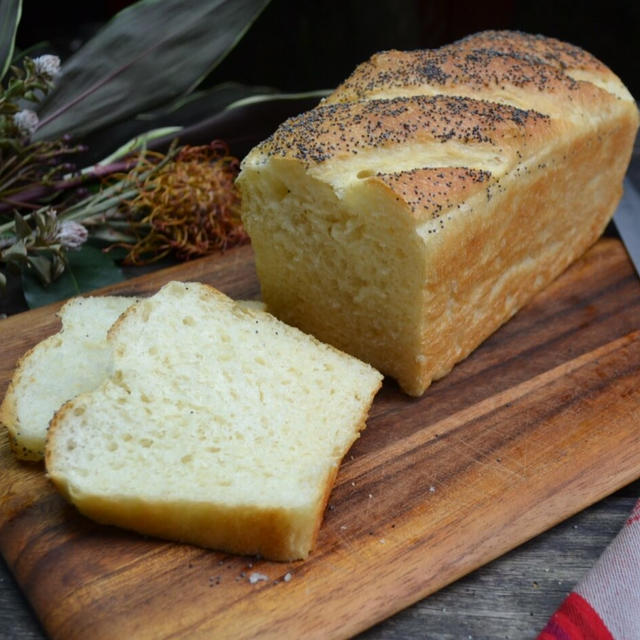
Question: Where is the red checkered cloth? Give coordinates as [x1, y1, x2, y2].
[538, 499, 640, 640]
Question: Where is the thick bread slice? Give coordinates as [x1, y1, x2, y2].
[1, 296, 137, 461]
[45, 281, 382, 561]
[237, 30, 639, 396]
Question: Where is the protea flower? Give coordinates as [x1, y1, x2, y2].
[114, 142, 248, 265]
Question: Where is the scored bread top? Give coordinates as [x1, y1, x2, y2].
[256, 94, 554, 165]
[241, 30, 638, 225]
[446, 30, 627, 97]
[248, 94, 557, 222]
[451, 30, 608, 72]
[326, 30, 631, 105]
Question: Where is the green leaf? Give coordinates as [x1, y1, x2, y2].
[135, 82, 277, 121]
[223, 89, 330, 111]
[26, 254, 53, 285]
[77, 82, 276, 165]
[144, 90, 328, 159]
[95, 126, 183, 167]
[2, 238, 27, 263]
[22, 244, 125, 308]
[32, 210, 49, 235]
[13, 211, 31, 239]
[11, 40, 52, 64]
[34, 0, 271, 141]
[0, 0, 21, 83]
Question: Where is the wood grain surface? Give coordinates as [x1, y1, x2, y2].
[1, 238, 640, 640]
[3, 485, 640, 640]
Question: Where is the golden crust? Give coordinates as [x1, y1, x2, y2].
[371, 167, 492, 222]
[255, 94, 555, 167]
[329, 47, 582, 100]
[0, 372, 23, 458]
[450, 30, 609, 74]
[247, 29, 630, 229]
[326, 33, 618, 117]
[247, 94, 560, 225]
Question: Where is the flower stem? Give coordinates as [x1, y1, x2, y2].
[0, 145, 177, 237]
[0, 159, 137, 213]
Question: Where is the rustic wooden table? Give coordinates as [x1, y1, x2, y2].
[2, 480, 638, 639]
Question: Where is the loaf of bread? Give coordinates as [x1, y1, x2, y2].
[1, 295, 137, 461]
[237, 30, 639, 396]
[45, 281, 381, 561]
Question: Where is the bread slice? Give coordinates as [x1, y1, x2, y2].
[1, 296, 137, 461]
[237, 30, 639, 396]
[45, 281, 382, 561]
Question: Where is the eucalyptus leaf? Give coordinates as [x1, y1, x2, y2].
[224, 89, 330, 110]
[76, 82, 276, 166]
[146, 91, 328, 158]
[95, 126, 183, 166]
[11, 40, 52, 64]
[26, 254, 53, 284]
[13, 211, 31, 239]
[0, 0, 22, 82]
[2, 237, 27, 260]
[22, 244, 125, 308]
[135, 82, 277, 121]
[34, 0, 271, 141]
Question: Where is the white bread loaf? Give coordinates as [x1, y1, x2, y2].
[45, 281, 381, 561]
[1, 296, 137, 461]
[237, 30, 640, 396]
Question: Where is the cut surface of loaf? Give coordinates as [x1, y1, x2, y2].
[0, 296, 137, 461]
[237, 30, 639, 396]
[45, 281, 382, 561]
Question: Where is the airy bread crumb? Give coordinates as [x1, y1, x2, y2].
[0, 296, 137, 461]
[45, 281, 382, 561]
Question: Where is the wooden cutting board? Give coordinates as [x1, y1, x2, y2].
[1, 237, 640, 640]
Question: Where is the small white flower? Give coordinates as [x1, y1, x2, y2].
[13, 109, 39, 136]
[33, 54, 61, 79]
[56, 221, 88, 249]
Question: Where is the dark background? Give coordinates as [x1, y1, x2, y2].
[16, 0, 640, 100]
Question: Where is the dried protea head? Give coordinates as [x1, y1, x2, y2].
[116, 141, 248, 265]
